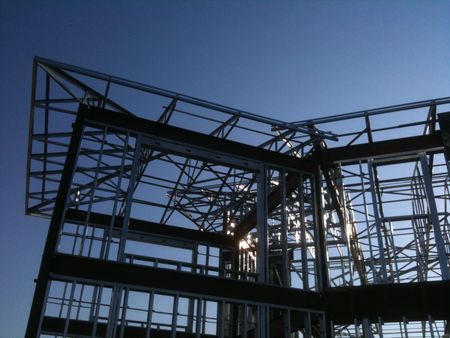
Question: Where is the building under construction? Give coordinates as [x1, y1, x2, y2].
[25, 57, 450, 337]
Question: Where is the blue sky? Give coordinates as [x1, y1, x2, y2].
[0, 1, 449, 337]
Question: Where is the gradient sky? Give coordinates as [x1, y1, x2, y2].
[0, 1, 449, 337]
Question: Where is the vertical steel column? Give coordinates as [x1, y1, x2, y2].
[299, 174, 309, 290]
[106, 287, 123, 338]
[25, 110, 85, 338]
[188, 246, 198, 332]
[218, 301, 226, 338]
[313, 168, 330, 290]
[256, 165, 269, 338]
[280, 169, 290, 287]
[257, 164, 269, 283]
[401, 317, 409, 338]
[171, 295, 179, 338]
[196, 297, 203, 337]
[242, 304, 248, 338]
[257, 305, 269, 338]
[354, 319, 361, 337]
[313, 169, 333, 338]
[90, 284, 104, 338]
[86, 129, 108, 337]
[63, 281, 77, 338]
[362, 318, 373, 338]
[359, 161, 376, 283]
[419, 153, 450, 280]
[376, 317, 384, 338]
[105, 131, 135, 338]
[205, 245, 210, 276]
[304, 312, 312, 338]
[35, 281, 50, 338]
[119, 288, 130, 338]
[79, 127, 108, 257]
[428, 315, 436, 338]
[145, 290, 155, 338]
[367, 159, 388, 282]
[202, 297, 207, 333]
[411, 175, 427, 282]
[319, 314, 327, 338]
[118, 135, 142, 262]
[283, 309, 291, 338]
[103, 132, 130, 260]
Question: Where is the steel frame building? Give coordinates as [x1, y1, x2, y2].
[25, 57, 450, 338]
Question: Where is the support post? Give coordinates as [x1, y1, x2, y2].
[256, 165, 269, 338]
[419, 153, 450, 280]
[313, 168, 330, 290]
[256, 165, 269, 284]
[299, 174, 310, 290]
[257, 305, 269, 338]
[367, 159, 388, 282]
[280, 169, 290, 287]
[118, 134, 142, 262]
[25, 110, 85, 338]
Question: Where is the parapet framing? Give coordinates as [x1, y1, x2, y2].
[25, 57, 450, 338]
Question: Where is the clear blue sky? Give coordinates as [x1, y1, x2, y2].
[0, 1, 449, 337]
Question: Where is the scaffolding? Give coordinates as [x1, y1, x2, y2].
[25, 57, 450, 338]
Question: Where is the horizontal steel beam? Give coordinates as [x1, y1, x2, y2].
[314, 133, 443, 165]
[324, 281, 450, 324]
[48, 253, 322, 310]
[80, 105, 316, 172]
[47, 254, 450, 324]
[65, 208, 234, 248]
[439, 112, 450, 162]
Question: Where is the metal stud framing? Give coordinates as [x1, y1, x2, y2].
[25, 58, 449, 337]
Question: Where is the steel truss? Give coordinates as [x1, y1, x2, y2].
[25, 57, 450, 338]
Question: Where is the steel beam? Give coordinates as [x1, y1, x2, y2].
[315, 133, 443, 165]
[323, 280, 450, 324]
[48, 253, 322, 310]
[64, 208, 234, 248]
[46, 254, 450, 325]
[438, 112, 450, 173]
[80, 105, 316, 173]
